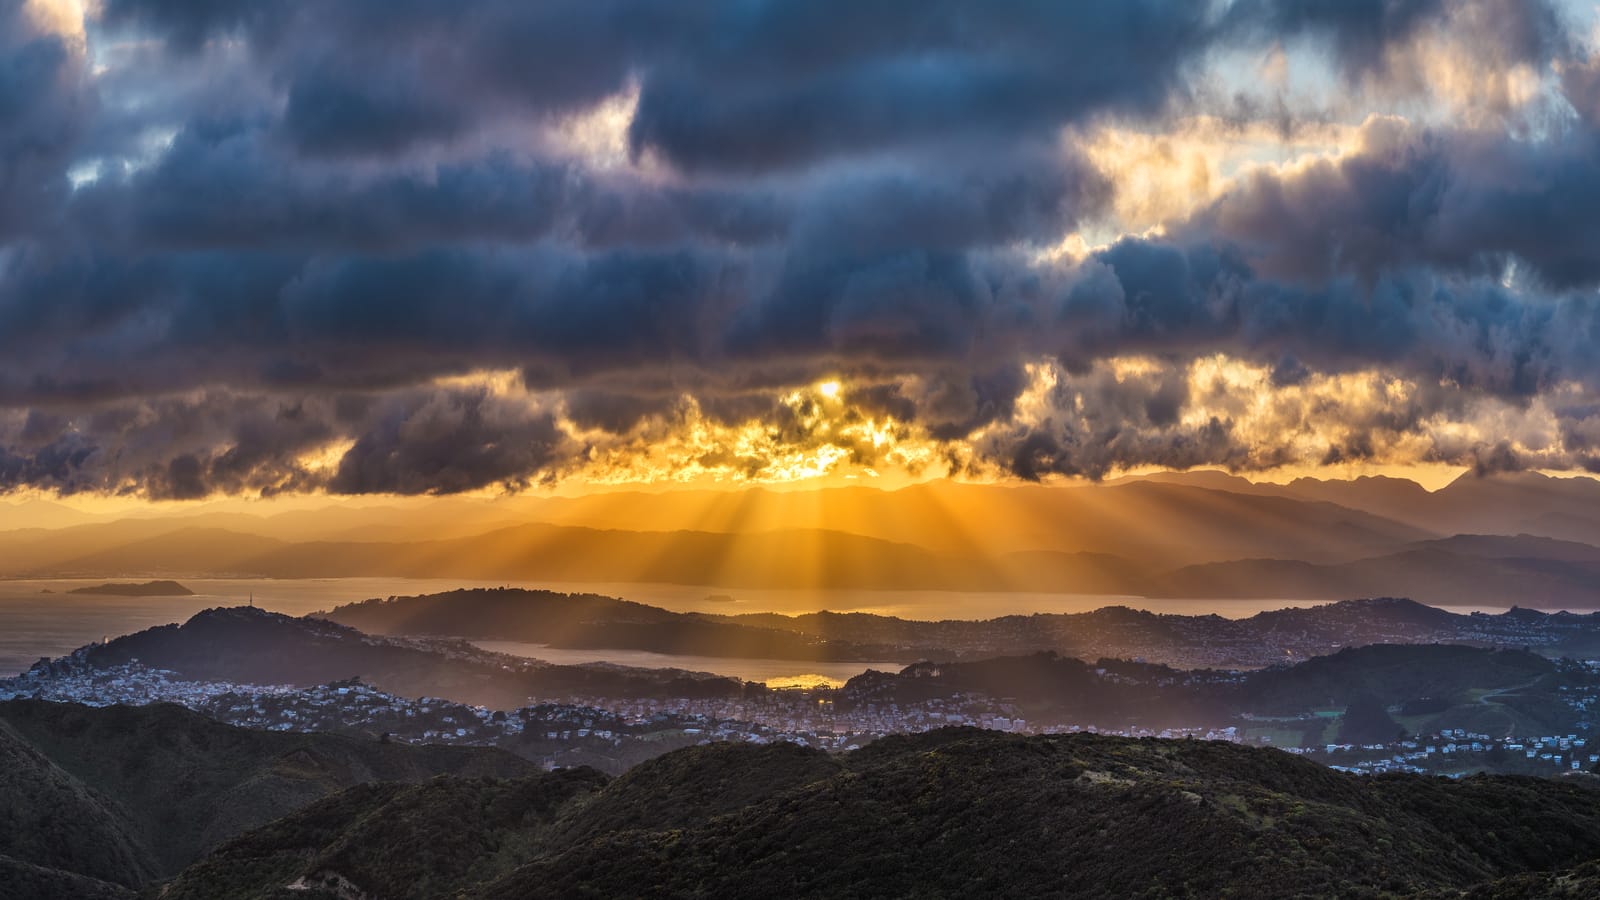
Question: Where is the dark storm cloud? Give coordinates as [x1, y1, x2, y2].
[66, 118, 1089, 256]
[98, 0, 1214, 169]
[0, 391, 329, 497]
[97, 0, 266, 52]
[0, 384, 573, 497]
[0, 138, 1103, 404]
[66, 114, 797, 254]
[1183, 118, 1600, 291]
[4, 0, 1600, 496]
[1057, 237, 1598, 399]
[69, 120, 572, 251]
[626, 1, 1216, 172]
[280, 60, 471, 157]
[100, 0, 675, 158]
[976, 362, 1246, 482]
[0, 0, 90, 236]
[277, 247, 736, 380]
[326, 388, 566, 495]
[1226, 0, 1553, 70]
[561, 389, 681, 434]
[1225, 0, 1445, 63]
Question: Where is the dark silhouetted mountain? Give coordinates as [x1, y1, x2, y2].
[77, 607, 750, 709]
[0, 853, 135, 900]
[1337, 693, 1407, 744]
[66, 580, 193, 597]
[841, 652, 1231, 728]
[840, 644, 1564, 733]
[1150, 470, 1600, 550]
[1232, 645, 1556, 716]
[0, 717, 152, 893]
[157, 729, 1600, 899]
[321, 588, 909, 662]
[330, 589, 1600, 670]
[1402, 533, 1600, 564]
[718, 596, 1600, 669]
[1152, 546, 1600, 606]
[1276, 474, 1437, 522]
[329, 589, 1600, 671]
[0, 699, 535, 894]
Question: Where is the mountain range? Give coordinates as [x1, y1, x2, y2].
[68, 606, 749, 709]
[21, 601, 1599, 743]
[835, 643, 1579, 739]
[322, 588, 1600, 669]
[9, 472, 1600, 606]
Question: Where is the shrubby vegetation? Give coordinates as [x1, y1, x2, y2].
[1337, 693, 1407, 744]
[0, 699, 535, 893]
[0, 853, 134, 900]
[843, 643, 1575, 737]
[156, 728, 1600, 899]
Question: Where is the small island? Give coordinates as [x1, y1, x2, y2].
[67, 580, 195, 597]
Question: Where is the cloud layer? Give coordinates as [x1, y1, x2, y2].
[4, 0, 1600, 496]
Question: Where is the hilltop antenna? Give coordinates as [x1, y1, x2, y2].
[249, 590, 254, 608]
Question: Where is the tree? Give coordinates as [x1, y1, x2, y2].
[1337, 693, 1406, 744]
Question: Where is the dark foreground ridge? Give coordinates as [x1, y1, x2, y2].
[142, 728, 1600, 899]
[0, 699, 534, 897]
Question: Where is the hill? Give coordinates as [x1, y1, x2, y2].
[835, 644, 1573, 737]
[1146, 470, 1600, 550]
[0, 699, 535, 895]
[157, 728, 1600, 898]
[714, 596, 1600, 669]
[321, 588, 915, 662]
[66, 580, 194, 597]
[1233, 644, 1557, 716]
[75, 606, 750, 708]
[1153, 546, 1600, 607]
[319, 590, 1600, 670]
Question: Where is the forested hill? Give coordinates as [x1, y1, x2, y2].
[321, 587, 901, 662]
[321, 588, 1600, 669]
[837, 643, 1576, 737]
[159, 728, 1600, 899]
[71, 606, 749, 708]
[0, 699, 533, 897]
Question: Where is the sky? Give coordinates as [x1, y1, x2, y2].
[6, 0, 1600, 502]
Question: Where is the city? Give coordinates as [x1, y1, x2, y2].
[11, 645, 1600, 780]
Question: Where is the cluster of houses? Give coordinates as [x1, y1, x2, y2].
[11, 652, 1600, 779]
